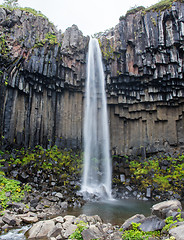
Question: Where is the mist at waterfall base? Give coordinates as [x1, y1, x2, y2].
[81, 38, 112, 199]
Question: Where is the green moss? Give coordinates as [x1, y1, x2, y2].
[0, 145, 82, 211]
[151, 16, 157, 26]
[34, 32, 60, 48]
[129, 154, 184, 195]
[0, 34, 9, 56]
[0, 5, 54, 27]
[99, 38, 115, 61]
[145, 0, 177, 13]
[126, 6, 145, 17]
[2, 145, 83, 177]
[119, 0, 184, 21]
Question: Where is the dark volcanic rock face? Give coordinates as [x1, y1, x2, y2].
[1, 2, 184, 155]
[0, 8, 88, 149]
[99, 1, 184, 155]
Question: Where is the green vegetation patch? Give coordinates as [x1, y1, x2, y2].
[69, 221, 87, 240]
[145, 0, 180, 13]
[0, 145, 83, 185]
[0, 145, 83, 211]
[0, 34, 9, 57]
[98, 38, 115, 61]
[120, 214, 183, 239]
[125, 6, 145, 17]
[34, 32, 60, 48]
[0, 169, 31, 211]
[120, 0, 184, 20]
[129, 154, 184, 195]
[120, 222, 160, 240]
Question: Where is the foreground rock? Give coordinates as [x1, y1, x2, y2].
[169, 223, 184, 240]
[151, 199, 182, 218]
[1, 199, 184, 240]
[25, 199, 184, 240]
[26, 214, 120, 240]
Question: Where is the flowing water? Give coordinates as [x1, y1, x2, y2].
[82, 38, 111, 198]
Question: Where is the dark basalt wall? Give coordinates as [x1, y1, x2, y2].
[1, 2, 184, 155]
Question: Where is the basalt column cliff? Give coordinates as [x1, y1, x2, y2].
[1, 1, 184, 156]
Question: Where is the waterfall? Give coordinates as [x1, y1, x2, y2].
[81, 38, 112, 199]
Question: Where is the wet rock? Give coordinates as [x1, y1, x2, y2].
[151, 200, 182, 219]
[146, 187, 152, 198]
[120, 174, 125, 182]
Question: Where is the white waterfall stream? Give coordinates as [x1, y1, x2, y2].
[81, 38, 112, 199]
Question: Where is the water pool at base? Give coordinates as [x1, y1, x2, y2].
[66, 198, 155, 225]
[0, 198, 156, 240]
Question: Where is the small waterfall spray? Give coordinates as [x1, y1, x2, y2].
[82, 38, 112, 199]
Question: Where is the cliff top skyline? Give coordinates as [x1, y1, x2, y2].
[4, 0, 160, 36]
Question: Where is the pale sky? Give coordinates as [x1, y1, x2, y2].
[1, 0, 159, 35]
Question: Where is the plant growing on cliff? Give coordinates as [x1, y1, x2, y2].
[3, 0, 18, 8]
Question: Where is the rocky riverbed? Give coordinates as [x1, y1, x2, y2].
[0, 199, 184, 240]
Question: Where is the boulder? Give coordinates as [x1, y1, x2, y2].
[2, 214, 17, 226]
[55, 192, 64, 199]
[60, 201, 68, 209]
[139, 215, 165, 232]
[169, 223, 184, 240]
[82, 225, 104, 240]
[151, 200, 182, 219]
[121, 214, 146, 230]
[53, 216, 64, 224]
[21, 216, 38, 224]
[26, 219, 55, 239]
[62, 224, 77, 238]
[47, 226, 63, 238]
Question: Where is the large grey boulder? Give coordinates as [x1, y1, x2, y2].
[139, 215, 165, 232]
[62, 224, 77, 238]
[27, 219, 55, 239]
[151, 200, 182, 219]
[121, 214, 146, 230]
[169, 223, 184, 240]
[82, 225, 104, 240]
[47, 225, 62, 238]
